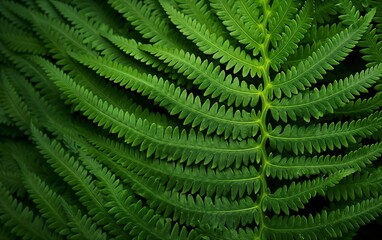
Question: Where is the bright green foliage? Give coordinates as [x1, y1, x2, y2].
[0, 0, 381, 239]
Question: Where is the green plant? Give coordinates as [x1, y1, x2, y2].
[0, 0, 382, 239]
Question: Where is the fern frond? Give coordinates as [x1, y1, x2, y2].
[268, 0, 298, 44]
[34, 0, 63, 19]
[175, 0, 227, 38]
[60, 200, 108, 240]
[338, 0, 382, 66]
[140, 44, 260, 107]
[0, 170, 23, 195]
[360, 26, 382, 66]
[337, 0, 361, 25]
[81, 148, 259, 229]
[266, 142, 382, 180]
[210, 0, 263, 56]
[81, 157, 180, 239]
[0, 21, 46, 54]
[0, 43, 61, 99]
[71, 0, 125, 33]
[264, 197, 382, 239]
[0, 70, 32, 132]
[36, 57, 260, 169]
[271, 10, 375, 98]
[326, 167, 382, 201]
[311, 0, 338, 24]
[102, 33, 168, 73]
[108, 0, 187, 49]
[160, 0, 261, 77]
[304, 23, 345, 47]
[269, 1, 313, 71]
[0, 1, 32, 31]
[335, 92, 382, 116]
[29, 126, 128, 238]
[264, 169, 354, 215]
[236, 0, 262, 36]
[270, 63, 382, 122]
[29, 11, 93, 56]
[1, 0, 382, 238]
[71, 53, 260, 139]
[81, 133, 261, 200]
[0, 183, 62, 240]
[270, 112, 382, 154]
[22, 172, 70, 236]
[3, 68, 62, 130]
[50, 1, 110, 52]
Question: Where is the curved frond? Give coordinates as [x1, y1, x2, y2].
[29, 126, 128, 238]
[269, 112, 382, 154]
[108, 0, 187, 49]
[0, 70, 32, 132]
[176, 0, 227, 38]
[0, 183, 61, 240]
[266, 142, 382, 180]
[264, 197, 382, 239]
[264, 169, 354, 215]
[268, 0, 298, 46]
[160, 0, 262, 77]
[82, 134, 261, 199]
[36, 57, 260, 169]
[81, 157, 186, 240]
[271, 10, 375, 98]
[140, 44, 260, 107]
[71, 53, 260, 139]
[270, 63, 382, 122]
[335, 92, 382, 116]
[61, 201, 108, 240]
[22, 172, 70, 236]
[326, 167, 382, 201]
[210, 0, 263, 56]
[269, 0, 313, 70]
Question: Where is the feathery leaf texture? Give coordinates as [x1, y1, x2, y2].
[0, 0, 381, 239]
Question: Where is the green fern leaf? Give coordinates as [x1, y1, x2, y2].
[271, 9, 375, 98]
[0, 183, 62, 240]
[270, 112, 382, 154]
[160, 0, 262, 77]
[263, 169, 355, 215]
[270, 63, 382, 122]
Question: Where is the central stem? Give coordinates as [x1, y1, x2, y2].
[254, 1, 272, 239]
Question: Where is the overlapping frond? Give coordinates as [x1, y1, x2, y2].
[266, 142, 382, 180]
[264, 197, 382, 239]
[36, 57, 260, 168]
[268, 0, 298, 46]
[140, 44, 260, 107]
[270, 63, 382, 122]
[270, 111, 382, 154]
[29, 126, 128, 238]
[60, 201, 108, 240]
[271, 10, 375, 98]
[264, 169, 354, 214]
[70, 53, 260, 139]
[269, 0, 313, 70]
[0, 183, 61, 240]
[82, 134, 261, 199]
[160, 0, 262, 77]
[326, 167, 382, 202]
[22, 172, 70, 236]
[108, 0, 188, 49]
[210, 0, 263, 56]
